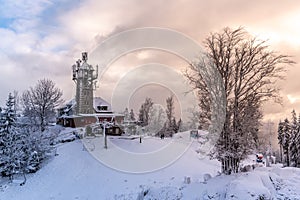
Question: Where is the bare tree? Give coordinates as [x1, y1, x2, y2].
[22, 79, 63, 132]
[185, 27, 294, 174]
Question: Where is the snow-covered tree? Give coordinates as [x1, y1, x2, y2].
[0, 93, 29, 181]
[146, 104, 166, 135]
[186, 107, 201, 130]
[123, 108, 130, 121]
[290, 110, 300, 167]
[177, 118, 183, 132]
[162, 95, 177, 137]
[138, 98, 153, 126]
[185, 27, 294, 174]
[22, 79, 63, 132]
[129, 109, 135, 121]
[282, 118, 291, 166]
[277, 120, 284, 163]
[0, 93, 56, 184]
[166, 95, 175, 128]
[172, 118, 177, 133]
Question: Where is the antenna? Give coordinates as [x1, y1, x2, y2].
[82, 52, 88, 62]
[72, 64, 77, 81]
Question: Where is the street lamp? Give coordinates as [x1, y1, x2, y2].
[103, 122, 108, 149]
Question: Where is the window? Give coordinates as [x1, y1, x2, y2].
[97, 106, 108, 111]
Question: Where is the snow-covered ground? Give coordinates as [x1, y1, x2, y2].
[0, 127, 299, 200]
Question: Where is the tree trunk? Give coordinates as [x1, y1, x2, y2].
[280, 144, 283, 163]
[286, 149, 290, 166]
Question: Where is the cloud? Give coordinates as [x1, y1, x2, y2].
[0, 0, 299, 125]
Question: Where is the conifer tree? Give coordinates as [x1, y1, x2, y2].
[290, 110, 299, 167]
[0, 93, 26, 180]
[277, 120, 284, 163]
[138, 98, 153, 126]
[130, 109, 135, 121]
[282, 118, 291, 166]
[123, 108, 130, 121]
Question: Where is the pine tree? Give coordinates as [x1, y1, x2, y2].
[277, 120, 284, 163]
[164, 95, 176, 137]
[138, 105, 144, 124]
[166, 95, 175, 128]
[177, 118, 182, 132]
[296, 115, 300, 167]
[282, 118, 291, 166]
[138, 98, 153, 126]
[290, 110, 299, 167]
[123, 108, 130, 122]
[171, 118, 177, 133]
[0, 93, 53, 184]
[0, 93, 26, 180]
[130, 109, 135, 121]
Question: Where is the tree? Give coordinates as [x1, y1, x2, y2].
[297, 114, 300, 167]
[166, 95, 175, 128]
[161, 95, 177, 137]
[277, 120, 284, 163]
[138, 98, 153, 126]
[130, 109, 135, 121]
[0, 93, 29, 182]
[177, 118, 183, 132]
[186, 107, 201, 129]
[146, 104, 166, 135]
[0, 93, 56, 184]
[290, 110, 300, 167]
[0, 93, 18, 178]
[185, 27, 294, 174]
[282, 118, 291, 166]
[123, 108, 130, 121]
[22, 79, 63, 132]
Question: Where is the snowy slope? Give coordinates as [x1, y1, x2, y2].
[0, 128, 300, 200]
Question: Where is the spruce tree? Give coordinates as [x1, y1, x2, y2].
[138, 98, 153, 126]
[282, 118, 291, 166]
[0, 93, 26, 179]
[277, 120, 284, 163]
[290, 110, 299, 167]
[130, 109, 135, 121]
[123, 108, 129, 122]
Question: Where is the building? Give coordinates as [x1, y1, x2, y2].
[57, 52, 124, 134]
[57, 97, 124, 128]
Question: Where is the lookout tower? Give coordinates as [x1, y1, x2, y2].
[72, 52, 98, 114]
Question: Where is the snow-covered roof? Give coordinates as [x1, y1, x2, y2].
[58, 99, 76, 110]
[93, 97, 112, 112]
[79, 113, 115, 117]
[59, 97, 112, 113]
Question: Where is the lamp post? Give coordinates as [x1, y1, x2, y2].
[103, 122, 107, 149]
[140, 127, 145, 143]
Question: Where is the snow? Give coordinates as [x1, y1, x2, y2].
[0, 127, 300, 199]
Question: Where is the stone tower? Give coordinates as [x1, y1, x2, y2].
[72, 52, 98, 114]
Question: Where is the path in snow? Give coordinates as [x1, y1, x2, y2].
[1, 130, 300, 199]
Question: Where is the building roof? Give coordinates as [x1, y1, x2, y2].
[59, 97, 112, 113]
[93, 97, 112, 112]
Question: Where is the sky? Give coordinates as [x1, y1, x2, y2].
[0, 0, 300, 124]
